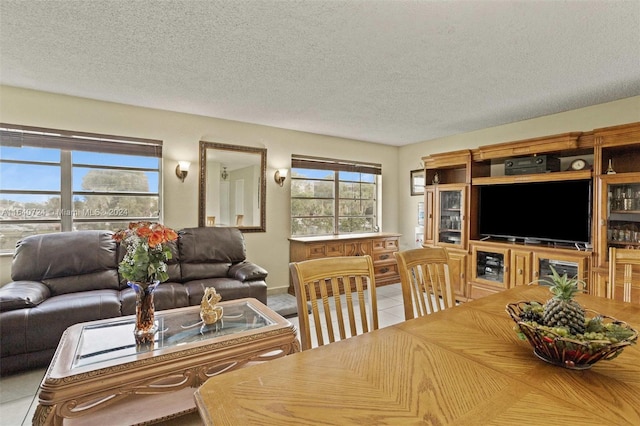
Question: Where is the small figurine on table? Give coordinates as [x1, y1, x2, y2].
[200, 287, 223, 325]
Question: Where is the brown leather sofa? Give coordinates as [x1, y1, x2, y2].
[0, 226, 268, 375]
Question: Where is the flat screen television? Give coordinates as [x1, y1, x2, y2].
[477, 179, 592, 245]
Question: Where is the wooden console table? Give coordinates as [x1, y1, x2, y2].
[289, 232, 401, 296]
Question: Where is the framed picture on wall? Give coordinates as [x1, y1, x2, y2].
[410, 169, 425, 196]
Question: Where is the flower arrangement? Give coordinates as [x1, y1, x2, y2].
[113, 221, 178, 286]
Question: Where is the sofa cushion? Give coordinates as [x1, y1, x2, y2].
[12, 230, 120, 294]
[178, 227, 246, 263]
[0, 281, 50, 312]
[45, 269, 121, 296]
[179, 227, 247, 281]
[229, 261, 268, 281]
[0, 290, 122, 357]
[119, 282, 190, 315]
[184, 278, 267, 305]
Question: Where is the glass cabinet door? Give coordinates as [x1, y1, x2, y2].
[476, 250, 505, 284]
[607, 182, 640, 247]
[436, 185, 466, 248]
[470, 244, 510, 290]
[599, 176, 640, 266]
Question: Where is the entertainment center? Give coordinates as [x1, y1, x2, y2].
[421, 121, 640, 302]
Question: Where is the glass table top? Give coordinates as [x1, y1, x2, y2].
[72, 300, 274, 369]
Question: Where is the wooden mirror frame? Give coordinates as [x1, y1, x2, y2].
[198, 141, 267, 232]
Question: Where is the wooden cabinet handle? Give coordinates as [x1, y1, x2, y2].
[380, 267, 389, 274]
[380, 254, 389, 260]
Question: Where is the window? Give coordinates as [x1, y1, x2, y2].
[291, 155, 381, 236]
[0, 124, 162, 253]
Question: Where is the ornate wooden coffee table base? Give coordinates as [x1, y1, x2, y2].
[34, 299, 299, 425]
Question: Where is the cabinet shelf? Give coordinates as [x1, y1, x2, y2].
[610, 210, 640, 216]
[608, 241, 640, 247]
[472, 170, 592, 186]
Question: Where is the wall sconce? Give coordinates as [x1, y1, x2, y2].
[274, 169, 288, 187]
[175, 161, 190, 183]
[221, 166, 229, 181]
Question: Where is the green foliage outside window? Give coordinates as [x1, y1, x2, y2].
[291, 167, 378, 236]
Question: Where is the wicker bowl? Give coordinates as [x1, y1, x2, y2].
[506, 301, 638, 370]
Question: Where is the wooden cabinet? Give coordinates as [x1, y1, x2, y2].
[594, 173, 640, 267]
[288, 233, 401, 297]
[422, 150, 471, 251]
[417, 121, 640, 301]
[469, 241, 592, 299]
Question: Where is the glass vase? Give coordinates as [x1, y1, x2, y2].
[128, 281, 160, 345]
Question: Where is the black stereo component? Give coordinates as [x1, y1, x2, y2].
[504, 155, 560, 175]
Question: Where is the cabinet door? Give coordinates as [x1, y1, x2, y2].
[510, 249, 532, 287]
[596, 174, 640, 267]
[435, 184, 467, 249]
[470, 245, 510, 290]
[424, 187, 435, 244]
[532, 252, 589, 289]
[447, 251, 467, 300]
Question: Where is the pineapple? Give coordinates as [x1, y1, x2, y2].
[539, 266, 586, 336]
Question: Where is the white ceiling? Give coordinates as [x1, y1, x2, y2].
[1, 0, 639, 146]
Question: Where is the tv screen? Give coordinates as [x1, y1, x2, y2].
[478, 179, 592, 245]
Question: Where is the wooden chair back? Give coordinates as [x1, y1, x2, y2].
[289, 255, 379, 350]
[394, 247, 455, 320]
[608, 247, 640, 303]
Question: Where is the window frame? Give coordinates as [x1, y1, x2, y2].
[0, 123, 163, 253]
[290, 155, 381, 237]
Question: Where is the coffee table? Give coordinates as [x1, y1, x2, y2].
[33, 298, 300, 425]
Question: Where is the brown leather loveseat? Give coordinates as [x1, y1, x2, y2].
[0, 226, 267, 375]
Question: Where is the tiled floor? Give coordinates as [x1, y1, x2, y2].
[0, 283, 405, 426]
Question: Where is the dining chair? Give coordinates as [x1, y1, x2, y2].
[289, 255, 379, 350]
[394, 246, 455, 320]
[608, 247, 640, 303]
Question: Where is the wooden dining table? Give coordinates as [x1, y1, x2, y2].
[194, 285, 640, 425]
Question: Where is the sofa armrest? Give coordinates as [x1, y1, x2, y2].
[228, 261, 268, 282]
[0, 281, 50, 312]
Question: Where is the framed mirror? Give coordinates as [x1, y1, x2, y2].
[198, 141, 266, 232]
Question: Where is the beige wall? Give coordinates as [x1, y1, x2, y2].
[1, 86, 638, 289]
[0, 86, 400, 290]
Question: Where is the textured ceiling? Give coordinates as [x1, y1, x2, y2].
[1, 0, 639, 146]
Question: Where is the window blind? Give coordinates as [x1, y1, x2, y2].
[291, 154, 382, 175]
[0, 124, 162, 157]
